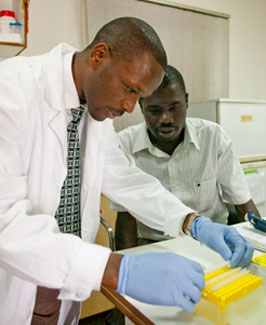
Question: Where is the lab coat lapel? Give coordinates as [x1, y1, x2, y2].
[43, 44, 69, 164]
[81, 113, 99, 188]
[49, 111, 68, 164]
[42, 43, 104, 189]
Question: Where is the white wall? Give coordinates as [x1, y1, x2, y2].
[23, 0, 88, 56]
[10, 0, 266, 100]
[169, 0, 266, 99]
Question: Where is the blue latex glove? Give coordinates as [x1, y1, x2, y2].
[116, 252, 205, 313]
[191, 216, 254, 268]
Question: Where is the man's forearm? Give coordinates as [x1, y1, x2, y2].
[235, 199, 261, 222]
[115, 211, 138, 250]
[101, 253, 123, 288]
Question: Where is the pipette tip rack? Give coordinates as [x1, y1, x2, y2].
[202, 262, 262, 312]
[252, 252, 266, 267]
[195, 261, 264, 324]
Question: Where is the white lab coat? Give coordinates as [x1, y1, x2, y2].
[0, 43, 193, 324]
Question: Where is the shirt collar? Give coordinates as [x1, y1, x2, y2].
[132, 123, 152, 153]
[132, 119, 201, 155]
[131, 123, 169, 158]
[183, 119, 201, 151]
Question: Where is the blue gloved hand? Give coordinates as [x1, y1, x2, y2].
[116, 252, 205, 313]
[191, 216, 254, 268]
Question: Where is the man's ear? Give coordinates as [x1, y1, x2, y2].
[89, 43, 111, 69]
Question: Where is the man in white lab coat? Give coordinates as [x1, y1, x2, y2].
[113, 65, 260, 249]
[0, 17, 253, 325]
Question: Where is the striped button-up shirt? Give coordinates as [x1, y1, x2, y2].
[111, 118, 251, 241]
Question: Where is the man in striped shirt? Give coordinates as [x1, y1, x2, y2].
[111, 65, 260, 249]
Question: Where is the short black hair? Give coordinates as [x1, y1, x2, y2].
[139, 65, 186, 107]
[158, 65, 186, 93]
[86, 17, 167, 69]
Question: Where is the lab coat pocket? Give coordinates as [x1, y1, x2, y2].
[194, 177, 217, 211]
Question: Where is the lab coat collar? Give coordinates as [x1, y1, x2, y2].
[43, 43, 80, 111]
[43, 43, 81, 164]
[63, 51, 81, 110]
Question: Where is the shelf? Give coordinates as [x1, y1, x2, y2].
[0, 42, 25, 56]
[0, 32, 22, 43]
[0, 0, 27, 57]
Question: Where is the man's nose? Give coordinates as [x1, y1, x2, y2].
[121, 98, 137, 114]
[160, 111, 173, 124]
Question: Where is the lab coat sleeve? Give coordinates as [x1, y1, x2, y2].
[101, 125, 194, 237]
[0, 73, 110, 301]
[216, 126, 251, 204]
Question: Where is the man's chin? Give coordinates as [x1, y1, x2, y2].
[87, 107, 107, 122]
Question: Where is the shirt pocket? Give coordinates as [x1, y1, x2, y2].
[194, 177, 217, 212]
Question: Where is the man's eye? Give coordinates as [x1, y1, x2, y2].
[126, 87, 136, 94]
[169, 105, 180, 111]
[150, 110, 161, 115]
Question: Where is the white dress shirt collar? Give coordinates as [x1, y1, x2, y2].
[131, 120, 200, 157]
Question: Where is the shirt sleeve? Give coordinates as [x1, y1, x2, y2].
[101, 125, 194, 237]
[109, 133, 133, 212]
[216, 126, 251, 204]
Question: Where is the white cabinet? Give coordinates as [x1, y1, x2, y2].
[0, 0, 28, 57]
[188, 98, 266, 160]
[188, 98, 266, 216]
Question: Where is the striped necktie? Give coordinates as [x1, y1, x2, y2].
[55, 106, 85, 237]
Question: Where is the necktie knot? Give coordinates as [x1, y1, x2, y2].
[71, 106, 85, 124]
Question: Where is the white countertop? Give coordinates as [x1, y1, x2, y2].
[119, 236, 265, 325]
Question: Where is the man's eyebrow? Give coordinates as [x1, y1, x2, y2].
[146, 104, 161, 109]
[146, 100, 181, 109]
[131, 86, 145, 95]
[124, 82, 144, 94]
[169, 101, 181, 106]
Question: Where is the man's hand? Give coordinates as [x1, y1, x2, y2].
[191, 216, 254, 268]
[116, 252, 205, 313]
